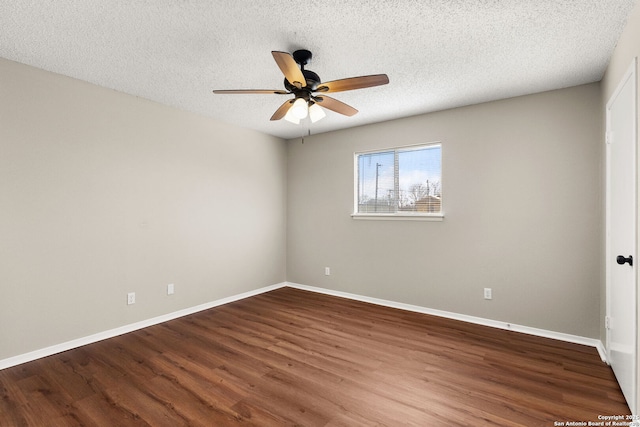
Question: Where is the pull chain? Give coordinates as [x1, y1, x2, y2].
[301, 120, 311, 144]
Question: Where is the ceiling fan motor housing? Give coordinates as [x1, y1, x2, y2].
[283, 49, 321, 92]
[284, 69, 321, 92]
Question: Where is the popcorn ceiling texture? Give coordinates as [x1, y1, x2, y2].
[0, 0, 636, 139]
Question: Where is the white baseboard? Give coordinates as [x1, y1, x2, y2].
[0, 282, 287, 371]
[286, 282, 608, 363]
[0, 281, 608, 371]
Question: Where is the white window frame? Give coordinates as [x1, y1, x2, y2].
[352, 142, 444, 221]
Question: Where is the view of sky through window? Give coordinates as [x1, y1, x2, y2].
[356, 144, 441, 214]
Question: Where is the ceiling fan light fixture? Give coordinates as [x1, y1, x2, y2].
[290, 98, 308, 119]
[309, 102, 326, 123]
[284, 108, 301, 124]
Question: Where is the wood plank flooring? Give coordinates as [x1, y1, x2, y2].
[0, 287, 630, 426]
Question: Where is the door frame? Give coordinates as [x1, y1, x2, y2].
[605, 57, 638, 414]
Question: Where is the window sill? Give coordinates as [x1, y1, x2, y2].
[351, 213, 444, 221]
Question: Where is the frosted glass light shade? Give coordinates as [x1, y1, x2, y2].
[290, 98, 308, 119]
[309, 103, 326, 123]
[284, 108, 300, 124]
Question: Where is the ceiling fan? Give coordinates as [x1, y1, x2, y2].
[212, 49, 389, 124]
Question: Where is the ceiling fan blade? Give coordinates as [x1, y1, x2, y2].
[315, 74, 389, 93]
[213, 89, 289, 94]
[272, 51, 306, 89]
[270, 99, 295, 121]
[315, 95, 358, 116]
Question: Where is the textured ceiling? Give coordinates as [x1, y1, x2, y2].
[0, 1, 637, 140]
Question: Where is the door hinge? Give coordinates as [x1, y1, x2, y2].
[606, 131, 614, 145]
[605, 316, 611, 330]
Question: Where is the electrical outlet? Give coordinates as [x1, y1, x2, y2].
[167, 283, 175, 295]
[325, 267, 331, 276]
[484, 288, 492, 300]
[127, 292, 136, 305]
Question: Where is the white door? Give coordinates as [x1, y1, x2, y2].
[606, 58, 637, 415]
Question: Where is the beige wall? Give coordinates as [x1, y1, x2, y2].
[287, 83, 602, 338]
[601, 0, 640, 413]
[0, 58, 287, 360]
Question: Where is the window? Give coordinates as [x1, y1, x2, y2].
[354, 143, 442, 219]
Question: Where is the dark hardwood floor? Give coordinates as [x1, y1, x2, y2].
[0, 287, 630, 426]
